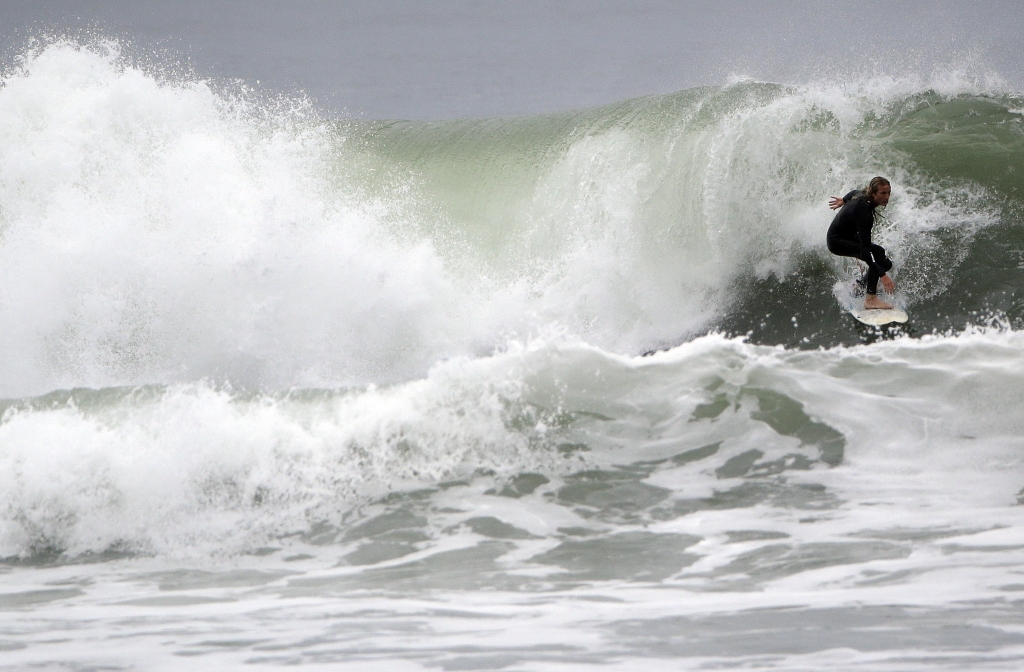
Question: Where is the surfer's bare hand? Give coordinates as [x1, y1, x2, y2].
[881, 274, 895, 293]
[829, 196, 844, 210]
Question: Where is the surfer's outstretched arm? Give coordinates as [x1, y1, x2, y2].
[829, 190, 861, 210]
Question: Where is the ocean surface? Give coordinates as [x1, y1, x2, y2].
[4, 20, 1024, 671]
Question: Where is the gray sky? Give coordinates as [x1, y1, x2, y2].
[2, 1, 1022, 119]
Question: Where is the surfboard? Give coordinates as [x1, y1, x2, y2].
[833, 275, 908, 326]
[848, 306, 908, 326]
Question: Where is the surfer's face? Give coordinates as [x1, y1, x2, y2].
[873, 184, 891, 207]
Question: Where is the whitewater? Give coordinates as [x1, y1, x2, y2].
[4, 41, 1024, 671]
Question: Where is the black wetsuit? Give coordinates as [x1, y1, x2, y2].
[826, 190, 892, 295]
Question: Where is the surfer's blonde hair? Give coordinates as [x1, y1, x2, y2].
[865, 176, 890, 206]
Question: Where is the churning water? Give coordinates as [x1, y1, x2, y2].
[4, 41, 1024, 670]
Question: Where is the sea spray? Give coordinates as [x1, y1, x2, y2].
[0, 42, 464, 396]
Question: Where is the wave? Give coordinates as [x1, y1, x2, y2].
[0, 40, 1023, 395]
[3, 326, 1024, 559]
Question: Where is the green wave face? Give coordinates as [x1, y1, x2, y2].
[337, 83, 794, 271]
[886, 94, 1024, 198]
[337, 82, 1024, 349]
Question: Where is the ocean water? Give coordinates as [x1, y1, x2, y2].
[3, 35, 1024, 671]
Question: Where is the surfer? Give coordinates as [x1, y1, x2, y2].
[826, 176, 895, 310]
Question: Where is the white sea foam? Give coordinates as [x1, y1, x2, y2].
[0, 42, 467, 396]
[4, 326, 1024, 669]
[2, 325, 1024, 561]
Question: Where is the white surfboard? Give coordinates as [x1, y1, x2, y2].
[848, 306, 909, 326]
[833, 276, 908, 326]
